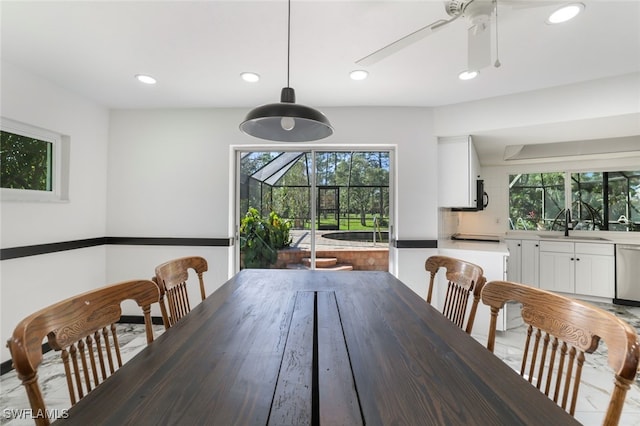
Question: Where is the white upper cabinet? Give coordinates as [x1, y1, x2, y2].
[438, 135, 480, 208]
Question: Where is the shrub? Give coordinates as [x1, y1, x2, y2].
[240, 208, 292, 268]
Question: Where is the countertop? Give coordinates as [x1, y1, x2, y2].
[440, 232, 640, 254]
[438, 239, 509, 255]
[506, 232, 640, 245]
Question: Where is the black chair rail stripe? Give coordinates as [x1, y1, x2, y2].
[0, 237, 233, 260]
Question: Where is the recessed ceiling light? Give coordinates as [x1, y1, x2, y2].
[458, 70, 479, 81]
[350, 70, 369, 81]
[547, 3, 584, 24]
[135, 74, 156, 85]
[241, 72, 260, 83]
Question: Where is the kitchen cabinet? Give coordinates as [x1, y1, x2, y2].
[439, 247, 521, 333]
[438, 135, 480, 208]
[574, 244, 615, 297]
[505, 239, 521, 282]
[539, 241, 614, 298]
[505, 239, 539, 287]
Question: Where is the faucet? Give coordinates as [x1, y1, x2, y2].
[564, 208, 572, 236]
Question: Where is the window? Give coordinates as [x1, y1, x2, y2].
[571, 172, 604, 230]
[510, 170, 640, 232]
[608, 171, 640, 231]
[572, 171, 640, 231]
[509, 173, 565, 231]
[1, 118, 68, 201]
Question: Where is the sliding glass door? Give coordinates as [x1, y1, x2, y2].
[236, 149, 391, 272]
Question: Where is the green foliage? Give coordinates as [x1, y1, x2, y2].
[241, 151, 390, 231]
[510, 171, 640, 232]
[240, 208, 292, 269]
[1, 130, 52, 191]
[509, 173, 565, 230]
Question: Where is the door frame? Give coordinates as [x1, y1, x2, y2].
[231, 144, 396, 274]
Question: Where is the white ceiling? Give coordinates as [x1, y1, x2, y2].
[2, 0, 639, 159]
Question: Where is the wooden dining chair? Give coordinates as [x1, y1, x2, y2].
[425, 255, 486, 334]
[154, 256, 208, 329]
[481, 280, 640, 425]
[6, 279, 160, 426]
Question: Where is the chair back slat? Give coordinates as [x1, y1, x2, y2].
[425, 255, 486, 334]
[482, 280, 640, 425]
[155, 256, 209, 329]
[77, 339, 92, 395]
[6, 279, 159, 426]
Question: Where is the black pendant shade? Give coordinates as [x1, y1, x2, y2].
[240, 87, 333, 142]
[239, 0, 333, 142]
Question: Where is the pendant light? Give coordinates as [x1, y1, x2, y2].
[239, 0, 333, 142]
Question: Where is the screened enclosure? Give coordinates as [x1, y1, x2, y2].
[240, 151, 390, 232]
[509, 170, 640, 232]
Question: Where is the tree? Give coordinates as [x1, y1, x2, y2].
[1, 130, 52, 191]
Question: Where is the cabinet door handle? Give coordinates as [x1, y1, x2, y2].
[576, 258, 580, 261]
[570, 257, 574, 261]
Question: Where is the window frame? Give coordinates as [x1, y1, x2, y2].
[509, 169, 640, 232]
[1, 117, 69, 202]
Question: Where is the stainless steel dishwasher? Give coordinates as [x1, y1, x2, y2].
[615, 244, 640, 306]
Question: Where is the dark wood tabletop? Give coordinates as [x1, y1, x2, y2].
[55, 269, 578, 425]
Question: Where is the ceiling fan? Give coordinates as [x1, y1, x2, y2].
[356, 0, 550, 72]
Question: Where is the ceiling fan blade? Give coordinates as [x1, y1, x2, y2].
[467, 19, 492, 70]
[356, 16, 459, 66]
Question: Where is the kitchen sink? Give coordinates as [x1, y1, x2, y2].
[538, 235, 610, 241]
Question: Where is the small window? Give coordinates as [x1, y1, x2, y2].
[1, 130, 53, 191]
[608, 171, 640, 231]
[571, 172, 604, 230]
[509, 173, 565, 231]
[1, 118, 68, 201]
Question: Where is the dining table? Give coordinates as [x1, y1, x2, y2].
[54, 269, 579, 425]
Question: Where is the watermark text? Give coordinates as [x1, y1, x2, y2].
[3, 408, 69, 420]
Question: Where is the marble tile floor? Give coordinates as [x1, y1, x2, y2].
[1, 324, 165, 426]
[471, 301, 640, 426]
[1, 304, 639, 425]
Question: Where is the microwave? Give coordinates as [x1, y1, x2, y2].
[452, 180, 488, 212]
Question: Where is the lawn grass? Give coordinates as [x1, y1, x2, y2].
[288, 215, 388, 231]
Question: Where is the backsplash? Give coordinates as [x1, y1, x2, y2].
[438, 208, 460, 240]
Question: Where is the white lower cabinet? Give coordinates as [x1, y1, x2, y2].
[439, 248, 517, 333]
[539, 250, 575, 293]
[574, 247, 615, 298]
[538, 241, 614, 298]
[505, 239, 539, 287]
[521, 240, 540, 287]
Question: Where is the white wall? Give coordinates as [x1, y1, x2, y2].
[106, 107, 439, 298]
[3, 60, 638, 365]
[433, 73, 640, 138]
[431, 72, 640, 239]
[1, 61, 440, 363]
[1, 61, 110, 362]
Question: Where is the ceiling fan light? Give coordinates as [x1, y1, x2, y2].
[458, 70, 479, 80]
[350, 70, 369, 81]
[135, 74, 156, 85]
[547, 3, 584, 24]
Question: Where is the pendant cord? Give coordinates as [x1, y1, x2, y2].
[287, 0, 291, 88]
